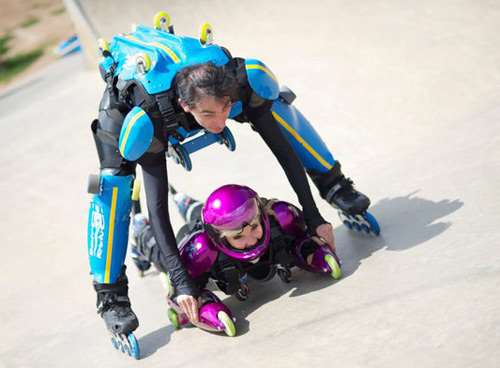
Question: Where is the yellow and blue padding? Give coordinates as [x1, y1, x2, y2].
[107, 24, 230, 94]
[271, 99, 335, 173]
[88, 175, 133, 284]
[245, 59, 279, 100]
[118, 106, 154, 161]
[228, 101, 243, 119]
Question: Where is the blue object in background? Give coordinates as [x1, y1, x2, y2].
[54, 34, 82, 57]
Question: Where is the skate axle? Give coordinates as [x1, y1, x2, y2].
[236, 283, 249, 301]
[276, 265, 292, 283]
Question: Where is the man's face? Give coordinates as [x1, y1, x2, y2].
[179, 95, 232, 134]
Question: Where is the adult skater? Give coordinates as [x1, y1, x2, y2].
[86, 11, 376, 357]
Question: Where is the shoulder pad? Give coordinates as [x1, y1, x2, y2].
[179, 231, 218, 278]
[245, 58, 279, 100]
[109, 25, 231, 94]
[270, 201, 306, 237]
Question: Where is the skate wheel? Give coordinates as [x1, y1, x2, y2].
[110, 336, 119, 350]
[236, 285, 249, 301]
[135, 53, 151, 74]
[97, 38, 110, 55]
[123, 342, 131, 355]
[131, 178, 141, 201]
[343, 220, 353, 230]
[363, 212, 380, 236]
[277, 267, 292, 283]
[153, 11, 171, 31]
[324, 254, 342, 280]
[361, 224, 370, 234]
[168, 308, 181, 330]
[160, 272, 174, 297]
[169, 144, 192, 171]
[87, 174, 101, 194]
[115, 338, 124, 352]
[199, 22, 213, 45]
[127, 333, 140, 359]
[352, 222, 361, 232]
[220, 127, 236, 151]
[217, 311, 236, 337]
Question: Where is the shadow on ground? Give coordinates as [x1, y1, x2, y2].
[138, 325, 175, 358]
[339, 191, 464, 278]
[225, 191, 463, 335]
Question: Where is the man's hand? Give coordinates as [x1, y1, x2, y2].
[314, 223, 336, 251]
[176, 294, 199, 323]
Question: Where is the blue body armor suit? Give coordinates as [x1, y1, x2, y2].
[88, 24, 338, 286]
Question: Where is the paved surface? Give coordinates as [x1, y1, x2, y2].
[1, 1, 499, 367]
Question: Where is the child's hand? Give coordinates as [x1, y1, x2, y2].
[176, 294, 199, 323]
[314, 223, 336, 251]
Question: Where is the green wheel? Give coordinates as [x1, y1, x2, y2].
[160, 272, 174, 297]
[217, 311, 236, 337]
[324, 254, 342, 280]
[131, 179, 141, 201]
[168, 308, 181, 330]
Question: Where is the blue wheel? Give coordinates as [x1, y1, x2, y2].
[127, 333, 140, 360]
[352, 222, 361, 232]
[342, 220, 353, 230]
[221, 127, 236, 151]
[171, 144, 192, 171]
[363, 212, 380, 236]
[116, 339, 124, 352]
[123, 343, 131, 355]
[110, 336, 119, 350]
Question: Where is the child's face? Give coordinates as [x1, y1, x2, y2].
[223, 216, 264, 250]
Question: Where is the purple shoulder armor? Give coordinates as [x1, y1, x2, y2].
[178, 231, 219, 278]
[270, 201, 307, 238]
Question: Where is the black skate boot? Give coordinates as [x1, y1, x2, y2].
[168, 184, 203, 223]
[308, 161, 380, 235]
[94, 267, 140, 358]
[308, 161, 370, 214]
[130, 213, 153, 277]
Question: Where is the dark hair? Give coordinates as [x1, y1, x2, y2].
[174, 62, 238, 108]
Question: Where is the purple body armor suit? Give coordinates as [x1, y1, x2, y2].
[166, 200, 341, 336]
[179, 201, 303, 275]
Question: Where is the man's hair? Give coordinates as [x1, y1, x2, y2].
[174, 62, 238, 108]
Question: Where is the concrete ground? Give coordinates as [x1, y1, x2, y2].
[1, 1, 499, 367]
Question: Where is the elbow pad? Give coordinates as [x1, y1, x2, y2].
[118, 106, 154, 161]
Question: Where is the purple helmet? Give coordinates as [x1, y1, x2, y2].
[202, 184, 270, 261]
